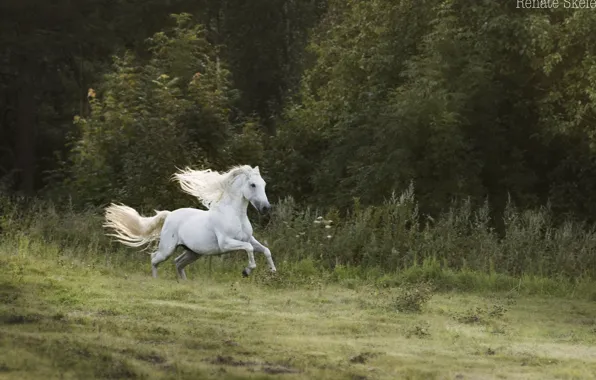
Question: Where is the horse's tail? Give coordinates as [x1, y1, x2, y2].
[103, 203, 171, 249]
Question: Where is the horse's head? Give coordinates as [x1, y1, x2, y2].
[240, 166, 271, 214]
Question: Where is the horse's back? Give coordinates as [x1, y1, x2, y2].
[161, 207, 208, 238]
[169, 207, 207, 220]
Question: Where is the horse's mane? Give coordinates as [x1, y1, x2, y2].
[173, 165, 259, 209]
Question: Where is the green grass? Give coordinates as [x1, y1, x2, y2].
[2, 249, 596, 380]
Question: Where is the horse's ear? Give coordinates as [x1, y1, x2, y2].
[253, 166, 260, 174]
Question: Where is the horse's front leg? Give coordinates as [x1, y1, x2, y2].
[249, 236, 276, 273]
[219, 238, 256, 277]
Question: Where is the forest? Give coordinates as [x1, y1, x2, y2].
[1, 0, 596, 218]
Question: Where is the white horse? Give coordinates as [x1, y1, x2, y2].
[103, 165, 277, 279]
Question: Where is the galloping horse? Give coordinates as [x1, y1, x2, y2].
[103, 165, 277, 279]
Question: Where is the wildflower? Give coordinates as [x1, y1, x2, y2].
[326, 235, 332, 239]
[325, 225, 331, 229]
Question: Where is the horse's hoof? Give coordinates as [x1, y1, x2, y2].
[242, 268, 249, 277]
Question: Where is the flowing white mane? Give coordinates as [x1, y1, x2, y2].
[173, 165, 259, 208]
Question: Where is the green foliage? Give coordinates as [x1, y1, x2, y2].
[64, 14, 264, 208]
[271, 0, 596, 221]
[270, 0, 436, 207]
[5, 0, 596, 224]
[261, 185, 596, 284]
[1, 0, 220, 195]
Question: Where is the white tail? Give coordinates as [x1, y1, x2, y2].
[103, 203, 170, 249]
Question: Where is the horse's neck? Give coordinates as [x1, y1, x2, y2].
[213, 191, 249, 219]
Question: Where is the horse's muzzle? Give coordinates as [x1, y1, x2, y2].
[260, 204, 272, 214]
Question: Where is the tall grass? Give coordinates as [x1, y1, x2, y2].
[1, 185, 596, 296]
[265, 184, 596, 280]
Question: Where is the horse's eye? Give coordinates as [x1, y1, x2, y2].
[250, 183, 256, 188]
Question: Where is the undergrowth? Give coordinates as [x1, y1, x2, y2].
[1, 186, 596, 298]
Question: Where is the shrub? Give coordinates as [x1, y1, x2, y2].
[391, 282, 434, 313]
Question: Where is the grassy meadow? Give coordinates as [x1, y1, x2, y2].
[2, 193, 596, 379]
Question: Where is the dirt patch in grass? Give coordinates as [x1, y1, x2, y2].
[205, 355, 302, 374]
[1, 313, 42, 325]
[349, 352, 378, 364]
[262, 364, 301, 374]
[206, 355, 257, 367]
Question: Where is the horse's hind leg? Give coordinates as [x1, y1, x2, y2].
[150, 239, 177, 278]
[174, 250, 200, 280]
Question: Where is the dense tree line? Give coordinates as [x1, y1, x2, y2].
[2, 0, 596, 222]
